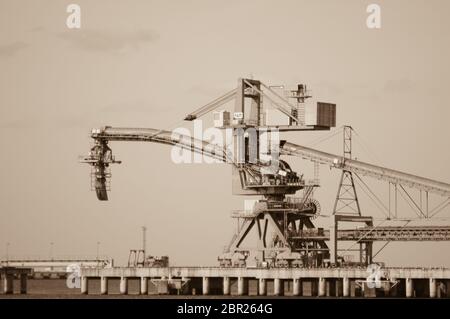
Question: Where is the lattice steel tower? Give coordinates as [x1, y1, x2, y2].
[333, 126, 361, 216]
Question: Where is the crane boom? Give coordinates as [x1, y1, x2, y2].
[90, 127, 230, 163]
[84, 126, 450, 198]
[281, 141, 450, 197]
[80, 127, 234, 200]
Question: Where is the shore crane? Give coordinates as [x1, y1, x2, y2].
[81, 78, 450, 268]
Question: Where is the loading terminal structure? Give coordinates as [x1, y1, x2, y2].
[79, 78, 450, 297]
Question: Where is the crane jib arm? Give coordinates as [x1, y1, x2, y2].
[81, 127, 232, 200]
[82, 126, 450, 199]
[91, 127, 230, 162]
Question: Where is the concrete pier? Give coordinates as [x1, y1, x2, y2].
[202, 277, 210, 295]
[406, 278, 414, 298]
[100, 277, 108, 295]
[258, 278, 267, 296]
[335, 279, 342, 297]
[223, 277, 230, 295]
[237, 277, 248, 296]
[439, 281, 446, 298]
[81, 276, 88, 294]
[293, 278, 302, 296]
[0, 267, 31, 295]
[390, 277, 398, 297]
[119, 277, 128, 295]
[310, 279, 318, 296]
[3, 274, 14, 294]
[274, 278, 284, 296]
[383, 281, 390, 297]
[343, 277, 350, 297]
[429, 278, 437, 298]
[181, 276, 190, 294]
[77, 266, 450, 298]
[318, 277, 326, 297]
[20, 274, 27, 294]
[140, 277, 148, 295]
[327, 279, 336, 297]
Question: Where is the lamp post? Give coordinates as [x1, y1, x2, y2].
[96, 241, 100, 260]
[6, 242, 10, 264]
[50, 242, 54, 260]
[142, 226, 147, 260]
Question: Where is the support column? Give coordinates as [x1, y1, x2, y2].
[237, 277, 248, 296]
[120, 277, 128, 295]
[80, 276, 88, 295]
[310, 280, 318, 296]
[202, 277, 210, 295]
[329, 222, 337, 265]
[223, 277, 230, 295]
[335, 279, 343, 297]
[4, 274, 14, 294]
[318, 277, 326, 297]
[343, 277, 350, 297]
[383, 281, 390, 297]
[100, 277, 108, 295]
[293, 278, 302, 296]
[354, 280, 362, 297]
[181, 277, 190, 295]
[365, 243, 373, 265]
[258, 278, 267, 296]
[274, 278, 284, 296]
[20, 273, 27, 294]
[405, 278, 413, 298]
[327, 279, 336, 297]
[140, 277, 148, 295]
[390, 278, 398, 297]
[429, 278, 437, 298]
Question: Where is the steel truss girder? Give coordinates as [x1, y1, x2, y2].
[224, 210, 329, 265]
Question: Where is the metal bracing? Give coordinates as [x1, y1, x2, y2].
[371, 220, 411, 260]
[256, 216, 269, 249]
[222, 205, 329, 267]
[184, 88, 238, 121]
[343, 125, 352, 159]
[333, 126, 361, 216]
[430, 197, 450, 218]
[333, 171, 362, 216]
[281, 142, 450, 197]
[331, 126, 370, 265]
[313, 161, 320, 184]
[397, 184, 427, 218]
[244, 79, 297, 124]
[288, 225, 450, 242]
[386, 182, 450, 220]
[338, 225, 450, 241]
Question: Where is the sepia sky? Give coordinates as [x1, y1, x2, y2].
[1, 0, 450, 266]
